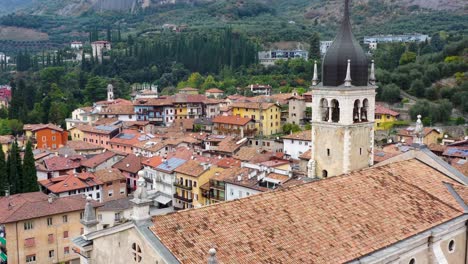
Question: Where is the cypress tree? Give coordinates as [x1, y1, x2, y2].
[7, 143, 17, 194]
[23, 141, 38, 193]
[0, 146, 7, 196]
[308, 32, 321, 60]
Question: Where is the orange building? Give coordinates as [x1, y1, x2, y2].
[23, 124, 68, 150]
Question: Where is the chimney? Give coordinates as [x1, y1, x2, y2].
[237, 174, 243, 182]
[201, 163, 210, 170]
[207, 248, 218, 264]
[48, 193, 55, 204]
[5, 189, 9, 197]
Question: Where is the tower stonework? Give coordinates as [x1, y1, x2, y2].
[308, 0, 376, 178]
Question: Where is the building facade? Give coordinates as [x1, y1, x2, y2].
[231, 102, 281, 136]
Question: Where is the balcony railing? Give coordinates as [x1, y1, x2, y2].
[174, 182, 193, 191]
[174, 193, 193, 203]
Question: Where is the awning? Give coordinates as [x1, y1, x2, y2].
[155, 196, 172, 205]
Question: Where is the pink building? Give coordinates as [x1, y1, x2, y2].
[80, 125, 120, 149]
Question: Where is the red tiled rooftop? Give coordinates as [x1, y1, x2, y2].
[39, 172, 102, 193]
[142, 156, 164, 168]
[44, 155, 86, 171]
[375, 104, 400, 116]
[212, 115, 252, 126]
[81, 151, 118, 168]
[112, 154, 142, 173]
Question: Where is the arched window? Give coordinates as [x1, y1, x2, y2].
[320, 98, 329, 122]
[322, 170, 328, 178]
[361, 99, 369, 122]
[331, 99, 340, 123]
[132, 242, 142, 263]
[353, 99, 361, 123]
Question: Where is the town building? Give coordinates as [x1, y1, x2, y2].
[70, 41, 83, 49]
[375, 104, 400, 130]
[178, 87, 198, 95]
[212, 115, 256, 138]
[108, 129, 150, 154]
[64, 141, 104, 155]
[205, 88, 224, 98]
[258, 49, 308, 66]
[1, 193, 98, 264]
[246, 84, 272, 96]
[282, 130, 311, 159]
[0, 135, 14, 153]
[151, 157, 187, 207]
[38, 172, 103, 201]
[134, 97, 174, 126]
[308, 1, 376, 178]
[91, 41, 111, 62]
[81, 151, 125, 172]
[204, 99, 221, 118]
[37, 155, 86, 180]
[193, 117, 213, 132]
[95, 198, 133, 230]
[80, 125, 120, 149]
[173, 160, 224, 209]
[397, 127, 442, 145]
[23, 124, 68, 150]
[93, 168, 128, 202]
[112, 154, 143, 191]
[287, 94, 310, 125]
[364, 33, 429, 44]
[231, 102, 281, 136]
[320, 40, 333, 55]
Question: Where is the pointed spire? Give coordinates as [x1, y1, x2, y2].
[344, 59, 352, 87]
[312, 60, 318, 86]
[343, 0, 351, 28]
[369, 59, 376, 85]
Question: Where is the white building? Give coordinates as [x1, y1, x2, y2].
[0, 52, 10, 63]
[320, 41, 333, 56]
[258, 50, 308, 66]
[91, 41, 111, 62]
[96, 198, 133, 229]
[247, 84, 272, 96]
[150, 158, 188, 207]
[71, 41, 83, 49]
[282, 130, 311, 159]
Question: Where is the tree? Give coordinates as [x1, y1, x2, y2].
[308, 32, 320, 60]
[399, 51, 417, 65]
[410, 79, 425, 97]
[22, 141, 38, 193]
[84, 76, 106, 103]
[380, 84, 401, 103]
[8, 141, 22, 194]
[0, 146, 7, 196]
[282, 123, 301, 134]
[186, 72, 204, 89]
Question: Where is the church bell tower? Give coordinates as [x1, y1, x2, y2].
[308, 0, 376, 178]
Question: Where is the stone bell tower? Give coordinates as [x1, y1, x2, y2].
[107, 84, 114, 102]
[308, 0, 376, 178]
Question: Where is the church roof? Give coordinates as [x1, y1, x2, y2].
[150, 159, 467, 263]
[322, 0, 369, 87]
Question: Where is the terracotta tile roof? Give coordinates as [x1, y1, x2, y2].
[265, 172, 289, 182]
[174, 160, 207, 177]
[141, 156, 163, 168]
[133, 97, 173, 106]
[205, 88, 224, 93]
[451, 158, 468, 176]
[93, 168, 126, 183]
[428, 143, 447, 153]
[39, 172, 103, 193]
[23, 123, 63, 132]
[109, 129, 145, 147]
[81, 151, 119, 168]
[282, 130, 311, 141]
[166, 146, 195, 161]
[112, 154, 142, 174]
[179, 87, 198, 91]
[259, 160, 289, 168]
[299, 149, 311, 160]
[375, 104, 400, 116]
[212, 166, 250, 182]
[44, 155, 86, 171]
[93, 118, 120, 126]
[443, 146, 468, 158]
[212, 115, 252, 126]
[0, 192, 99, 224]
[100, 104, 135, 115]
[173, 94, 207, 103]
[374, 151, 400, 163]
[151, 159, 466, 263]
[214, 157, 241, 168]
[66, 140, 103, 151]
[231, 102, 277, 110]
[0, 135, 14, 144]
[99, 197, 132, 211]
[95, 98, 132, 106]
[398, 127, 441, 137]
[233, 147, 260, 161]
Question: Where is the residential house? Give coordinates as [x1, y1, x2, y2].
[109, 129, 150, 154]
[205, 88, 224, 98]
[81, 151, 125, 172]
[134, 97, 174, 126]
[66, 107, 96, 130]
[38, 172, 103, 201]
[287, 95, 308, 125]
[23, 124, 68, 150]
[178, 87, 198, 95]
[258, 50, 308, 66]
[64, 141, 104, 155]
[112, 154, 143, 191]
[140, 156, 163, 190]
[132, 140, 165, 158]
[0, 193, 98, 264]
[204, 99, 221, 118]
[246, 84, 272, 96]
[96, 198, 132, 230]
[98, 104, 136, 122]
[81, 125, 120, 149]
[172, 94, 207, 120]
[174, 161, 224, 209]
[93, 169, 127, 202]
[231, 102, 281, 136]
[0, 135, 14, 153]
[397, 127, 442, 145]
[212, 115, 256, 138]
[152, 157, 188, 207]
[204, 135, 247, 157]
[38, 155, 86, 180]
[375, 104, 400, 130]
[68, 126, 85, 141]
[91, 41, 111, 62]
[200, 167, 250, 205]
[193, 117, 213, 133]
[282, 130, 311, 159]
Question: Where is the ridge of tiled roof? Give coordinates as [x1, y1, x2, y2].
[375, 104, 400, 116]
[151, 159, 466, 263]
[212, 115, 252, 126]
[94, 168, 126, 183]
[81, 151, 118, 168]
[282, 130, 311, 141]
[112, 154, 142, 173]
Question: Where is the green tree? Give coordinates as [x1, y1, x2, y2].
[0, 146, 7, 196]
[380, 84, 401, 103]
[84, 76, 106, 103]
[308, 32, 320, 60]
[282, 123, 301, 134]
[399, 51, 417, 65]
[201, 75, 218, 91]
[22, 141, 38, 193]
[8, 141, 22, 194]
[410, 79, 425, 97]
[186, 72, 204, 89]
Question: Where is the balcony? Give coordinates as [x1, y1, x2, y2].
[174, 182, 193, 191]
[174, 193, 193, 203]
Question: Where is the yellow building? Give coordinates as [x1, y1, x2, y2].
[173, 160, 224, 209]
[375, 105, 400, 130]
[1, 192, 97, 264]
[0, 135, 13, 153]
[231, 102, 281, 136]
[68, 126, 85, 141]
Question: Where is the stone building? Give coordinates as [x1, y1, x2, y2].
[308, 0, 376, 178]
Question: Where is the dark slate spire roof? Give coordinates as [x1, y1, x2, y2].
[322, 0, 369, 87]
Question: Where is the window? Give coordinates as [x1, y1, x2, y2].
[80, 212, 84, 220]
[24, 221, 33, 230]
[193, 181, 197, 187]
[108, 190, 113, 197]
[115, 212, 121, 221]
[322, 170, 328, 178]
[327, 149, 330, 156]
[448, 240, 455, 252]
[64, 246, 70, 255]
[47, 217, 53, 226]
[51, 136, 56, 141]
[49, 250, 55, 258]
[63, 231, 69, 238]
[230, 188, 234, 196]
[98, 214, 102, 221]
[409, 259, 415, 264]
[120, 188, 125, 195]
[132, 243, 142, 263]
[42, 136, 46, 141]
[81, 227, 84, 235]
[48, 234, 54, 244]
[52, 144, 56, 149]
[62, 215, 68, 223]
[26, 255, 36, 263]
[360, 148, 362, 155]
